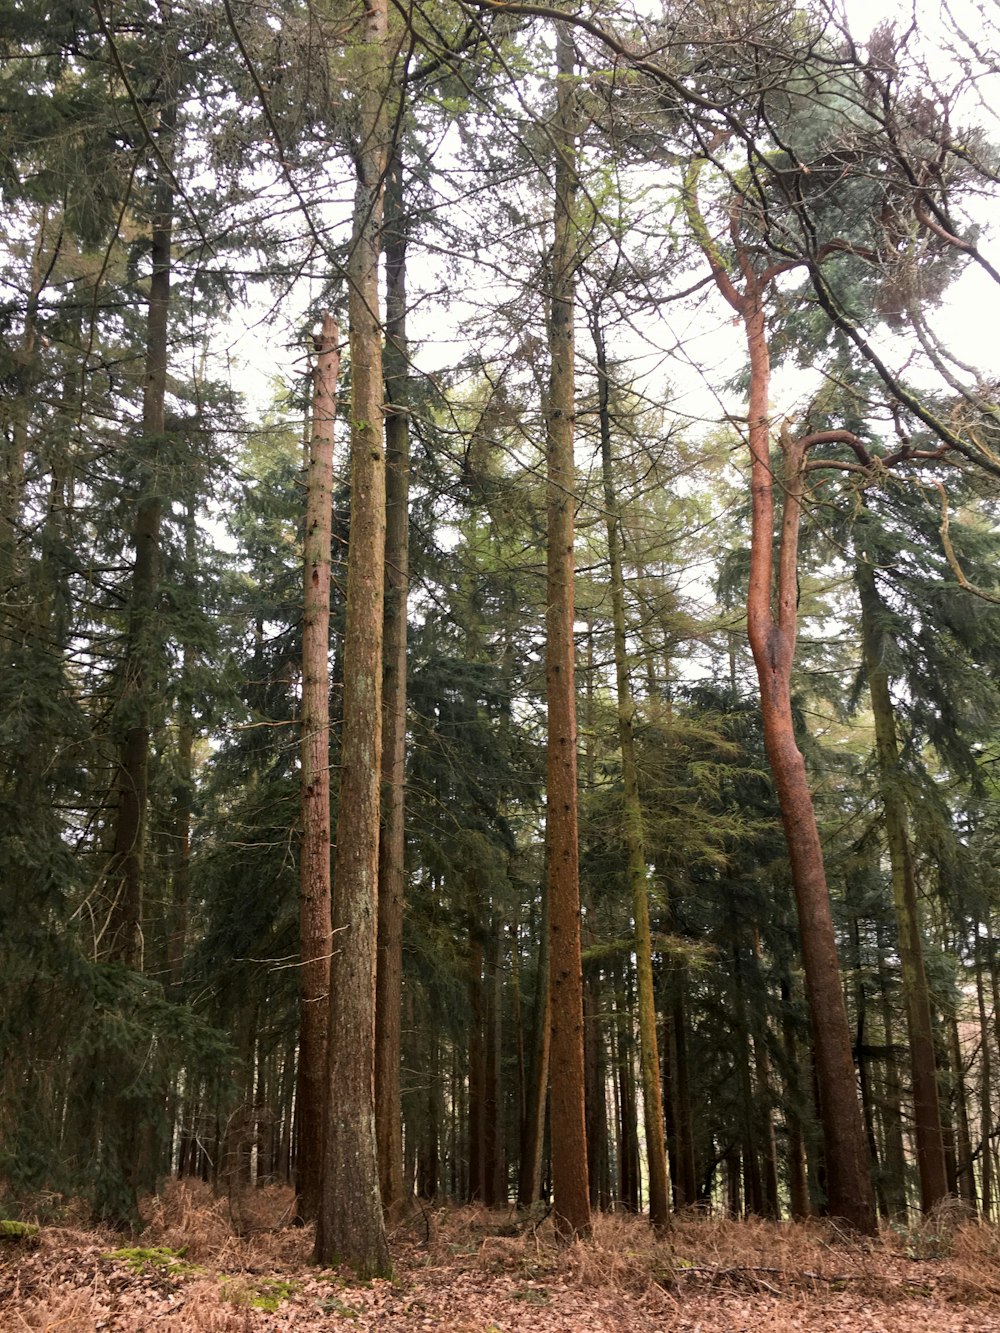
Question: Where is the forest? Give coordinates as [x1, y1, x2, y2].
[3, 0, 1000, 1319]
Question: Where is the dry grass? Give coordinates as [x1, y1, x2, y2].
[141, 1179, 300, 1260]
[4, 1192, 1000, 1330]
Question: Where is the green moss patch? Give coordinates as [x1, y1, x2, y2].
[101, 1245, 199, 1278]
[221, 1276, 301, 1312]
[0, 1220, 40, 1244]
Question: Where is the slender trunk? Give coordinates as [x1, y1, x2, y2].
[725, 1145, 742, 1218]
[875, 920, 909, 1219]
[483, 920, 504, 1206]
[851, 908, 888, 1219]
[668, 989, 697, 1208]
[167, 493, 195, 997]
[375, 148, 409, 1220]
[614, 967, 640, 1212]
[105, 101, 175, 970]
[297, 313, 339, 1222]
[417, 1030, 440, 1199]
[779, 977, 811, 1219]
[594, 314, 669, 1227]
[856, 553, 949, 1210]
[731, 941, 763, 1215]
[750, 931, 780, 1219]
[976, 937, 993, 1218]
[584, 964, 609, 1209]
[545, 21, 589, 1239]
[93, 90, 175, 1231]
[518, 881, 550, 1208]
[947, 1007, 978, 1209]
[468, 925, 485, 1202]
[988, 919, 1000, 1076]
[315, 0, 391, 1277]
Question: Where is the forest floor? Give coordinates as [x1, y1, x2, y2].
[3, 1183, 1000, 1331]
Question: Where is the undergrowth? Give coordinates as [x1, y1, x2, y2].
[4, 1185, 1000, 1330]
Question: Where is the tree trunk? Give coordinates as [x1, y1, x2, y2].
[468, 924, 485, 1202]
[315, 0, 391, 1277]
[875, 920, 909, 1219]
[105, 99, 175, 970]
[667, 988, 698, 1209]
[850, 906, 888, 1219]
[750, 931, 780, 1219]
[483, 919, 504, 1206]
[613, 967, 640, 1212]
[518, 880, 550, 1209]
[544, 20, 590, 1239]
[744, 404, 874, 1230]
[976, 937, 993, 1219]
[684, 169, 876, 1233]
[946, 1007, 978, 1210]
[856, 552, 949, 1211]
[746, 408, 875, 1227]
[594, 314, 670, 1227]
[167, 626, 194, 993]
[731, 941, 764, 1216]
[93, 90, 175, 1231]
[297, 313, 339, 1222]
[584, 963, 610, 1210]
[779, 977, 811, 1219]
[375, 147, 409, 1222]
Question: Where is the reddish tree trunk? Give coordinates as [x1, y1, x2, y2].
[684, 163, 876, 1230]
[743, 295, 875, 1231]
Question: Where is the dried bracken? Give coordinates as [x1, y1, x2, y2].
[4, 1192, 1000, 1331]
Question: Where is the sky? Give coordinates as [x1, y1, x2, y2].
[210, 0, 1000, 465]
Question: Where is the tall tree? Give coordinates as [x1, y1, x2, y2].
[593, 311, 670, 1226]
[855, 545, 949, 1212]
[103, 64, 176, 971]
[545, 20, 591, 1239]
[316, 0, 393, 1278]
[375, 148, 410, 1220]
[683, 163, 877, 1233]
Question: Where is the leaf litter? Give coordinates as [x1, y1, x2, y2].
[3, 1184, 1000, 1331]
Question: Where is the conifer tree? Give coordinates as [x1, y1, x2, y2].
[544, 20, 591, 1239]
[316, 0, 393, 1278]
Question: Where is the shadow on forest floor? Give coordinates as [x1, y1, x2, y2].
[3, 1182, 1000, 1330]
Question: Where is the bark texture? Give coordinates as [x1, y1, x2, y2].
[375, 150, 409, 1220]
[315, 0, 391, 1278]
